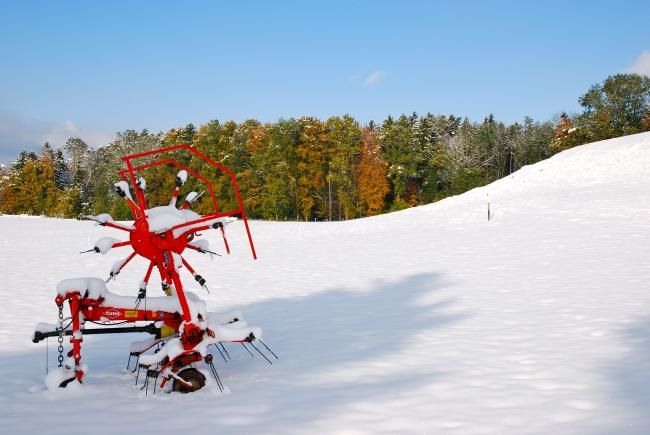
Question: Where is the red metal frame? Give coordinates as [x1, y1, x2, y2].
[118, 144, 257, 260]
[51, 144, 259, 385]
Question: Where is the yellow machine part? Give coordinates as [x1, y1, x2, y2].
[160, 325, 176, 338]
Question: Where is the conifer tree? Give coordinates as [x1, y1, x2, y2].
[381, 114, 421, 206]
[326, 115, 361, 220]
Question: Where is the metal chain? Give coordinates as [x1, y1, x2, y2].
[57, 304, 64, 367]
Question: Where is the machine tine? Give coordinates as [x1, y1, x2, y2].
[249, 341, 273, 365]
[220, 343, 231, 360]
[205, 355, 224, 392]
[259, 339, 279, 360]
[240, 342, 254, 358]
[128, 354, 140, 372]
[142, 368, 159, 395]
[34, 146, 264, 394]
[212, 365, 224, 392]
[131, 356, 140, 373]
[214, 344, 228, 363]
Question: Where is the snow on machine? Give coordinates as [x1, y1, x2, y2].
[32, 144, 276, 393]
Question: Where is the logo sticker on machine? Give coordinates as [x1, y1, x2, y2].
[104, 309, 121, 319]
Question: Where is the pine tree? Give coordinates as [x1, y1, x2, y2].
[381, 114, 421, 205]
[12, 150, 38, 171]
[325, 115, 361, 220]
[261, 118, 301, 220]
[414, 113, 441, 202]
[63, 137, 89, 184]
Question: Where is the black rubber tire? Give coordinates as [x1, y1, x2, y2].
[172, 368, 206, 393]
[59, 376, 77, 388]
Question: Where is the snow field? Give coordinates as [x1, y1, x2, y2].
[0, 132, 649, 434]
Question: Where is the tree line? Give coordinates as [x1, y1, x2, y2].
[1, 74, 649, 221]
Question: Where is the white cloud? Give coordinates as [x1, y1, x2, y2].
[627, 50, 650, 77]
[0, 111, 114, 163]
[363, 70, 386, 87]
[41, 120, 114, 150]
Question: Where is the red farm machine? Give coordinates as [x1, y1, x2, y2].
[32, 144, 276, 393]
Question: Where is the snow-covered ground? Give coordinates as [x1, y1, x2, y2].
[1, 133, 650, 434]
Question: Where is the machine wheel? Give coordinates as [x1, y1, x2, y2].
[172, 368, 206, 393]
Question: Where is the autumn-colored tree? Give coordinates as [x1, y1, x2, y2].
[37, 155, 59, 214]
[358, 128, 389, 216]
[55, 187, 82, 217]
[550, 113, 588, 154]
[296, 118, 330, 220]
[0, 171, 18, 214]
[10, 153, 60, 215]
[7, 74, 646, 221]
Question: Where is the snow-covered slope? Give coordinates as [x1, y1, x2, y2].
[1, 133, 650, 434]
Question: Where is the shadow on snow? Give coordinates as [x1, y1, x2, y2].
[0, 271, 465, 434]
[597, 317, 650, 435]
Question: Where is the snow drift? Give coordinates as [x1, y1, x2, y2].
[1, 132, 649, 434]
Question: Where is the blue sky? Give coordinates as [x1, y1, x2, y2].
[1, 0, 649, 163]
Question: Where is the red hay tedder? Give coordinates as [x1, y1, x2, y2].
[32, 144, 276, 393]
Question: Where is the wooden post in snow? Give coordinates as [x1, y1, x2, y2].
[487, 193, 491, 222]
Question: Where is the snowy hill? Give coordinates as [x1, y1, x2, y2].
[1, 132, 649, 434]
